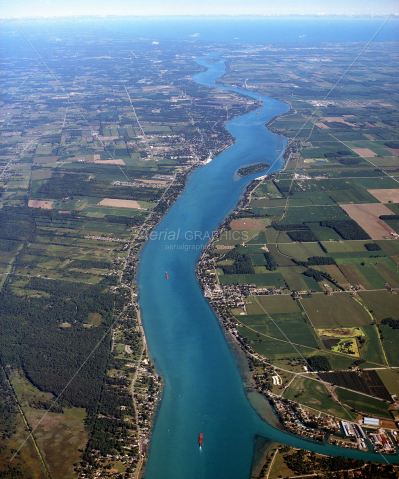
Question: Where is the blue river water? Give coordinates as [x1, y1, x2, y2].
[138, 53, 398, 478]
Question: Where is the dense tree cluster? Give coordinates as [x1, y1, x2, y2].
[364, 243, 382, 251]
[264, 252, 278, 271]
[0, 278, 122, 409]
[0, 368, 17, 441]
[36, 172, 161, 202]
[0, 208, 35, 241]
[295, 256, 336, 267]
[287, 230, 318, 242]
[320, 220, 370, 240]
[284, 449, 366, 476]
[237, 163, 269, 177]
[221, 252, 254, 275]
[381, 317, 399, 329]
[307, 355, 331, 372]
[303, 267, 338, 286]
[82, 372, 136, 463]
[339, 158, 361, 165]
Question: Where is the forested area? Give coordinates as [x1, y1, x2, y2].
[283, 448, 366, 476]
[264, 252, 278, 271]
[221, 250, 255, 275]
[307, 356, 332, 372]
[295, 256, 336, 267]
[365, 243, 382, 251]
[82, 372, 136, 464]
[287, 230, 318, 242]
[320, 220, 370, 240]
[381, 317, 399, 329]
[237, 163, 269, 177]
[35, 172, 161, 202]
[0, 277, 123, 409]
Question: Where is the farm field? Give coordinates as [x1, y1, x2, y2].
[283, 376, 353, 420]
[358, 291, 399, 321]
[246, 295, 301, 315]
[11, 370, 88, 479]
[360, 325, 387, 365]
[299, 294, 371, 328]
[376, 369, 399, 397]
[379, 326, 399, 367]
[319, 370, 391, 401]
[238, 312, 319, 348]
[335, 388, 392, 419]
[218, 272, 287, 288]
[340, 203, 397, 239]
[280, 266, 309, 291]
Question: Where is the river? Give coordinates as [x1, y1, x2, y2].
[137, 52, 397, 478]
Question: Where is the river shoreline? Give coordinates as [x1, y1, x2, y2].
[137, 51, 398, 478]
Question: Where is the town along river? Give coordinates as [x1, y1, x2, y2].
[137, 53, 397, 478]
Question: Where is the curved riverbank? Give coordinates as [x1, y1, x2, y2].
[137, 52, 397, 479]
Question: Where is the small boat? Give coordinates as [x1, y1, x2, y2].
[165, 272, 169, 279]
[198, 433, 203, 447]
[256, 111, 261, 114]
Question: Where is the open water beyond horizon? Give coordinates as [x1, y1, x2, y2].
[137, 53, 397, 478]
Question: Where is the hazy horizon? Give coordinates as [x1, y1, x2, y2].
[1, 0, 397, 20]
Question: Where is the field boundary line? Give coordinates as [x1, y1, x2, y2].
[266, 15, 393, 225]
[251, 298, 391, 462]
[320, 130, 399, 186]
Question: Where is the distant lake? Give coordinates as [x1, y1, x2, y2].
[107, 16, 399, 43]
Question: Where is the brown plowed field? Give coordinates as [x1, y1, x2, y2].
[28, 200, 53, 209]
[368, 189, 399, 203]
[98, 198, 141, 209]
[230, 218, 266, 230]
[340, 203, 397, 239]
[352, 148, 377, 157]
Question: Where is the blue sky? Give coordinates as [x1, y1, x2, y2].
[1, 0, 397, 18]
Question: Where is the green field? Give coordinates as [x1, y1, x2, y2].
[280, 266, 309, 291]
[376, 369, 399, 397]
[358, 291, 399, 321]
[218, 272, 287, 288]
[238, 311, 319, 349]
[279, 205, 349, 225]
[320, 241, 369, 254]
[380, 325, 399, 367]
[245, 334, 321, 360]
[267, 244, 296, 267]
[307, 223, 342, 241]
[283, 376, 353, 420]
[301, 275, 324, 292]
[360, 325, 387, 365]
[335, 388, 392, 418]
[277, 242, 326, 262]
[300, 294, 372, 328]
[246, 295, 301, 315]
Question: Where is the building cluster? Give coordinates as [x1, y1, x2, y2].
[266, 395, 325, 442]
[112, 180, 167, 189]
[340, 421, 367, 450]
[84, 235, 126, 242]
[366, 428, 396, 454]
